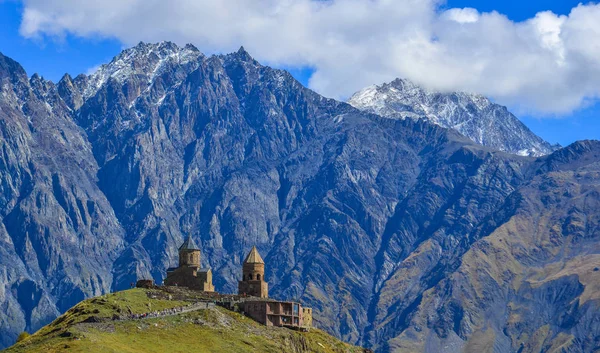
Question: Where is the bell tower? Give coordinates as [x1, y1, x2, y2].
[238, 246, 269, 298]
[178, 236, 201, 268]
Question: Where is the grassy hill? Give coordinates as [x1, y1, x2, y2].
[3, 288, 368, 353]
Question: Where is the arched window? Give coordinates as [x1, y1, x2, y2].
[257, 274, 261, 281]
[249, 274, 253, 280]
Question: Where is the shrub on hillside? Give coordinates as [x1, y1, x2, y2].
[16, 332, 30, 342]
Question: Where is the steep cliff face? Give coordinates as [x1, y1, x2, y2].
[385, 141, 600, 353]
[348, 79, 558, 157]
[0, 44, 599, 352]
[0, 53, 125, 348]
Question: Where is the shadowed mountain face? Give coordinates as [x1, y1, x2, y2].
[0, 43, 599, 352]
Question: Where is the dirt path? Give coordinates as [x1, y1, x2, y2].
[128, 302, 215, 321]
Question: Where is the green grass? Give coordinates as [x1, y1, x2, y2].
[4, 289, 365, 353]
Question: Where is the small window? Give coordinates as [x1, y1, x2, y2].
[257, 274, 261, 281]
[249, 274, 253, 280]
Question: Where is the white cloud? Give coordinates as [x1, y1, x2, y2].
[18, 0, 600, 115]
[443, 7, 480, 24]
[85, 64, 101, 76]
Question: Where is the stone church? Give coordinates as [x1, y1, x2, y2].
[162, 239, 312, 328]
[163, 240, 269, 298]
[238, 246, 269, 298]
[164, 236, 214, 291]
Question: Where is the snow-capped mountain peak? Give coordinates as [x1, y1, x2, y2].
[82, 41, 203, 98]
[348, 78, 558, 157]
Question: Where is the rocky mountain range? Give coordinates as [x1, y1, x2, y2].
[348, 79, 559, 157]
[1, 42, 599, 352]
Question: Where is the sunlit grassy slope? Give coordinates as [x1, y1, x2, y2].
[4, 288, 367, 353]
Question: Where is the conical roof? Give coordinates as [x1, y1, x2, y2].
[243, 246, 264, 264]
[179, 236, 200, 251]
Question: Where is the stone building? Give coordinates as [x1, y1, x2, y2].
[302, 307, 313, 327]
[238, 246, 268, 298]
[241, 300, 307, 327]
[236, 246, 312, 328]
[164, 236, 214, 292]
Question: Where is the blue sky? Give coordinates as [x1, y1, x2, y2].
[1, 0, 598, 146]
[0, 1, 122, 80]
[445, 0, 583, 21]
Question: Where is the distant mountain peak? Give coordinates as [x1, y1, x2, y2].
[0, 51, 27, 82]
[184, 43, 200, 52]
[349, 78, 558, 157]
[389, 78, 429, 93]
[80, 41, 204, 99]
[223, 45, 258, 65]
[60, 73, 73, 82]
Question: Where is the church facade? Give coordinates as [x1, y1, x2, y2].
[164, 236, 214, 292]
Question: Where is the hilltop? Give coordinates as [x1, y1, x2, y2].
[3, 288, 369, 353]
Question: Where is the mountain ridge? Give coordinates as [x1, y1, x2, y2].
[0, 43, 599, 352]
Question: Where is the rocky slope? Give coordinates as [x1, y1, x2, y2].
[366, 140, 600, 352]
[348, 79, 558, 157]
[1, 43, 599, 352]
[0, 52, 126, 348]
[4, 288, 367, 353]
